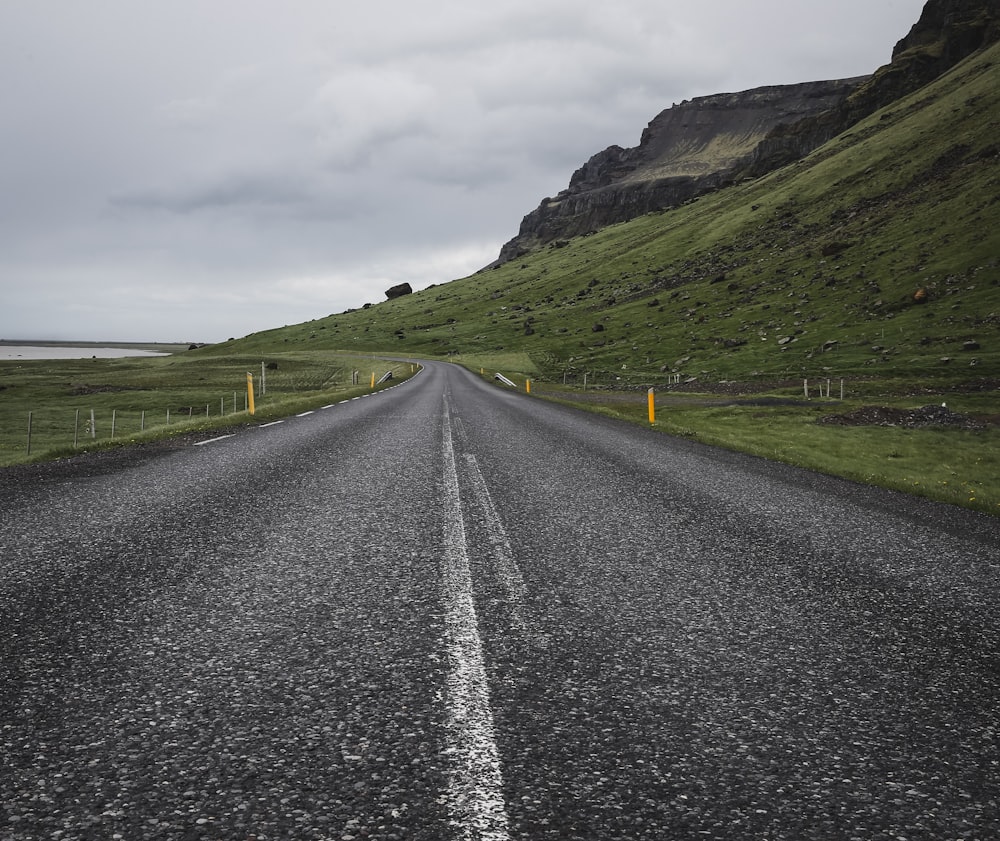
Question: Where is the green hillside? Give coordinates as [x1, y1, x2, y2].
[229, 42, 1000, 390]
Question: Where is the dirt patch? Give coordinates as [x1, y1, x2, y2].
[818, 404, 987, 430]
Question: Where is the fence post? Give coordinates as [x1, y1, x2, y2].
[111, 409, 117, 439]
[26, 412, 32, 455]
[90, 408, 96, 439]
[74, 409, 80, 448]
[141, 410, 145, 431]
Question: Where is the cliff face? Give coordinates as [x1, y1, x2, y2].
[496, 79, 865, 264]
[495, 0, 1000, 265]
[745, 0, 1000, 178]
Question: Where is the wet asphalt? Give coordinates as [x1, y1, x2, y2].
[1, 360, 998, 840]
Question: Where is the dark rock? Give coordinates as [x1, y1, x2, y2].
[818, 404, 986, 430]
[385, 283, 413, 300]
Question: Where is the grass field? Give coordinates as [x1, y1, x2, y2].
[517, 375, 1000, 517]
[0, 349, 417, 467]
[2, 348, 997, 516]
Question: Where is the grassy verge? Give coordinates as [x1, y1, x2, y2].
[521, 378, 1000, 516]
[5, 348, 997, 517]
[0, 350, 418, 467]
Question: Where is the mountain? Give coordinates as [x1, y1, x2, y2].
[495, 0, 1000, 265]
[232, 0, 1000, 390]
[494, 78, 867, 264]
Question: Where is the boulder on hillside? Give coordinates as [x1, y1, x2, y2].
[385, 282, 413, 300]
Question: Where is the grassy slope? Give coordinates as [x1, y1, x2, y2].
[221, 43, 1000, 515]
[230, 43, 999, 390]
[0, 352, 415, 466]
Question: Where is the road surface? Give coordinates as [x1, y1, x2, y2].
[2, 360, 998, 840]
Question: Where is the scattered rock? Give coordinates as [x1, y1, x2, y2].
[818, 404, 985, 430]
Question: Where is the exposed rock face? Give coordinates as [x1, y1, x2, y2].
[496, 78, 865, 263]
[745, 0, 1000, 178]
[495, 0, 1000, 265]
[893, 0, 1000, 74]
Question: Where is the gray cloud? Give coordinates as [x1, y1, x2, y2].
[0, 0, 926, 342]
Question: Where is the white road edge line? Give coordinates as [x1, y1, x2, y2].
[296, 411, 315, 417]
[260, 420, 285, 428]
[193, 434, 236, 446]
[441, 402, 512, 841]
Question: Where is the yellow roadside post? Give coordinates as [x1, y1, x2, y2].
[648, 388, 655, 425]
[526, 379, 531, 394]
[247, 372, 256, 415]
[371, 372, 376, 388]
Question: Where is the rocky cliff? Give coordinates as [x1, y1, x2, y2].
[495, 78, 866, 264]
[744, 0, 1000, 178]
[495, 0, 1000, 265]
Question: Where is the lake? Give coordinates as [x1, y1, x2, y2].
[0, 345, 172, 360]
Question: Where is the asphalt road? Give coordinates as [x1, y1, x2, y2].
[2, 360, 998, 841]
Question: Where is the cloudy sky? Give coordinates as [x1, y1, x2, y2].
[1, 1, 927, 343]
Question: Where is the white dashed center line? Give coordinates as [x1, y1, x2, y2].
[440, 401, 511, 841]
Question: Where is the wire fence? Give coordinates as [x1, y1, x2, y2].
[21, 393, 251, 457]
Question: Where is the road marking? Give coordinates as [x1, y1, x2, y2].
[193, 434, 236, 446]
[260, 420, 284, 428]
[296, 411, 315, 417]
[441, 404, 512, 841]
[462, 454, 527, 633]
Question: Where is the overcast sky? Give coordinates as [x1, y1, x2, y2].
[1, 1, 927, 343]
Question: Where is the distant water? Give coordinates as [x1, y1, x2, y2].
[0, 345, 170, 360]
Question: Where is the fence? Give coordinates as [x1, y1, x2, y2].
[22, 392, 251, 457]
